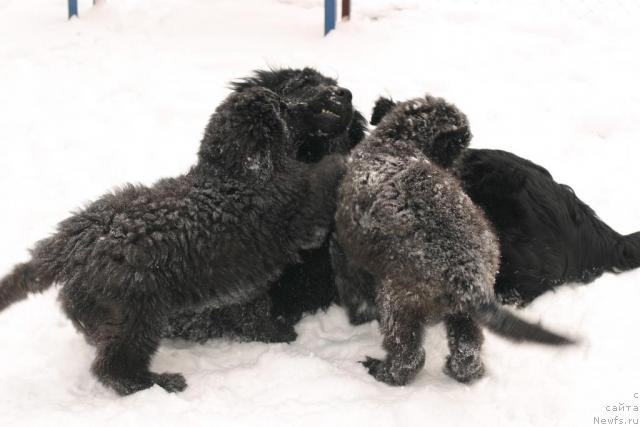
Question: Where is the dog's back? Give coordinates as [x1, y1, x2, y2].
[339, 138, 499, 316]
[454, 148, 639, 304]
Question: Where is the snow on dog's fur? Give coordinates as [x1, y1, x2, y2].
[335, 94, 574, 386]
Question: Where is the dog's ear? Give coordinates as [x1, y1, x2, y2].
[230, 67, 299, 93]
[221, 87, 286, 145]
[427, 99, 471, 167]
[370, 97, 396, 125]
[347, 110, 368, 149]
[198, 87, 286, 182]
[373, 95, 471, 168]
[430, 123, 472, 168]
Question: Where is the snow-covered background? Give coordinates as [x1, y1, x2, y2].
[1, 0, 639, 425]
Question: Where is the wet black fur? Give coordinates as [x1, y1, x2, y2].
[164, 68, 367, 343]
[455, 148, 640, 305]
[335, 95, 572, 386]
[0, 87, 347, 395]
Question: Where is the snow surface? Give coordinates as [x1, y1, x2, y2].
[1, 0, 640, 425]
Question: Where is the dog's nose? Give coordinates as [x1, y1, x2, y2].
[334, 87, 352, 102]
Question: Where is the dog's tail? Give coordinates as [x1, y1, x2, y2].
[0, 261, 54, 313]
[370, 97, 397, 125]
[612, 231, 640, 273]
[472, 302, 575, 345]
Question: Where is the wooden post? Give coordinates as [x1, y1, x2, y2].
[68, 0, 78, 19]
[68, 1, 99, 19]
[324, 0, 336, 35]
[342, 0, 350, 20]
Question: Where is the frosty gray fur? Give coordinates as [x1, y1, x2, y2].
[0, 87, 347, 395]
[334, 95, 573, 386]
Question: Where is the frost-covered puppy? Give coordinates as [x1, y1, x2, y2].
[335, 95, 573, 386]
[0, 87, 346, 395]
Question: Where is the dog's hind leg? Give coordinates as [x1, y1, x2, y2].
[363, 281, 426, 386]
[91, 300, 186, 395]
[329, 235, 378, 325]
[443, 314, 485, 383]
[62, 289, 186, 396]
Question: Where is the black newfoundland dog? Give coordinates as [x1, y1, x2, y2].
[164, 68, 367, 343]
[335, 94, 572, 386]
[0, 87, 347, 395]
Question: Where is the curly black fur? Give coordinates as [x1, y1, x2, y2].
[0, 87, 347, 395]
[335, 95, 573, 386]
[164, 68, 367, 344]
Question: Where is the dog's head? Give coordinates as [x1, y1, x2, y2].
[374, 95, 471, 168]
[198, 87, 290, 182]
[231, 67, 366, 162]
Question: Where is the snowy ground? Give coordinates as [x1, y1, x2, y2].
[1, 0, 640, 425]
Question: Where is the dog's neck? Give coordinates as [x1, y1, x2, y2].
[294, 111, 367, 163]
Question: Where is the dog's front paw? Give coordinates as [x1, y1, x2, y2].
[362, 356, 383, 372]
[360, 357, 410, 386]
[361, 356, 386, 379]
[151, 372, 187, 393]
[362, 350, 425, 386]
[444, 355, 485, 384]
[104, 375, 154, 396]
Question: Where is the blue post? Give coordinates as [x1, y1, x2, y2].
[324, 0, 336, 35]
[68, 0, 78, 19]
